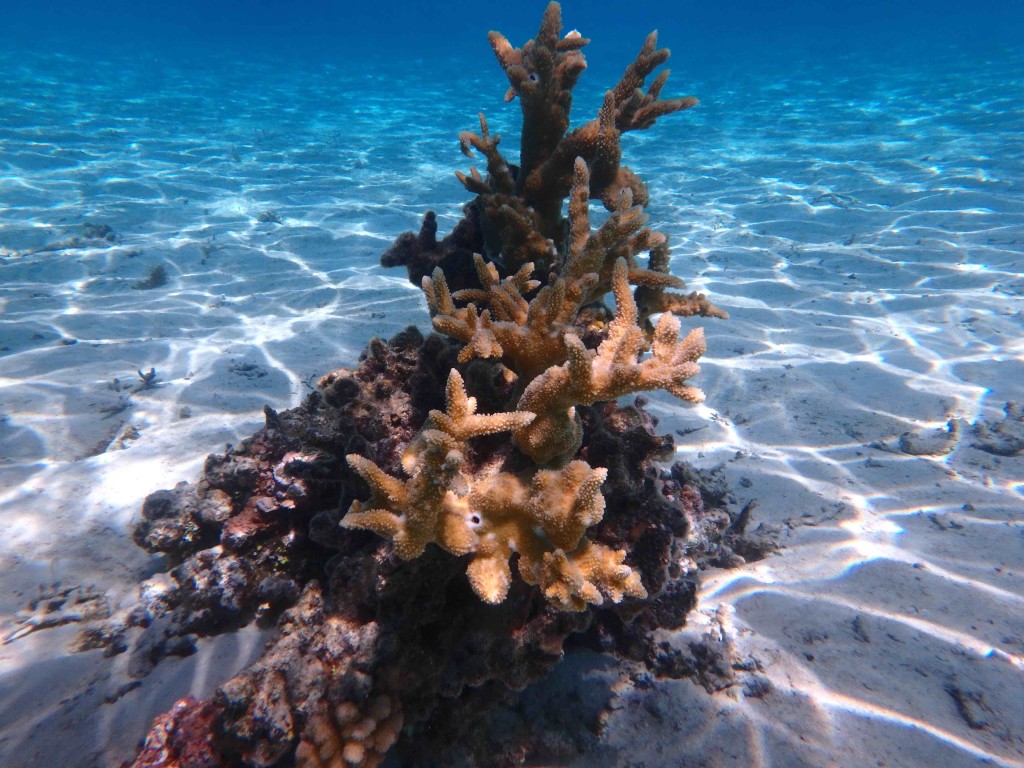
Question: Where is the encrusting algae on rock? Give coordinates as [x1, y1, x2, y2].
[120, 5, 779, 767]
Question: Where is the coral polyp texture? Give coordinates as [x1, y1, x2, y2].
[124, 5, 768, 767]
[356, 2, 725, 611]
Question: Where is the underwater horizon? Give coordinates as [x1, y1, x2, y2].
[2, 2, 1023, 767]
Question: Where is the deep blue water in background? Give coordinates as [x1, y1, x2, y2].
[5, 0, 1024, 61]
[4, 1, 1022, 159]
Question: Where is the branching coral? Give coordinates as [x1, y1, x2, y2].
[123, 6, 763, 766]
[423, 158, 722, 385]
[342, 369, 534, 563]
[512, 257, 706, 465]
[343, 1, 726, 611]
[455, 2, 699, 269]
[342, 369, 645, 610]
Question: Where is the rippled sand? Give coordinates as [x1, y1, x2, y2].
[1, 42, 1021, 768]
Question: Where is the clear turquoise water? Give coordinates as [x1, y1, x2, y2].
[1, 6, 1022, 767]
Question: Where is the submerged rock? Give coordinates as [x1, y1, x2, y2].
[121, 328, 768, 766]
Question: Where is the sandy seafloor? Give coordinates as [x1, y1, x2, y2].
[1, 36, 1022, 768]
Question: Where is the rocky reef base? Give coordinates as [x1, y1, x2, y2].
[123, 327, 774, 768]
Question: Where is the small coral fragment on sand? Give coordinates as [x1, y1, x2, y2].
[2, 583, 111, 645]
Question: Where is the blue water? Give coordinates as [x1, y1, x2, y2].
[5, 0, 1022, 54]
[1, 2, 1023, 767]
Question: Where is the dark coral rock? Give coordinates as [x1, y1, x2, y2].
[256, 575, 300, 612]
[381, 205, 484, 292]
[71, 620, 129, 656]
[213, 582, 389, 766]
[170, 551, 253, 632]
[133, 482, 235, 561]
[133, 483, 204, 557]
[580, 399, 675, 495]
[127, 327, 760, 766]
[127, 613, 199, 679]
[123, 328, 468, 673]
[201, 453, 262, 499]
[665, 463, 779, 570]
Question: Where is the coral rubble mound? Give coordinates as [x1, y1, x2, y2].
[123, 5, 766, 767]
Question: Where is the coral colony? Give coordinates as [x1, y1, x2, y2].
[126, 5, 757, 767]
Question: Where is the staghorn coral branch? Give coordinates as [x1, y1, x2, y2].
[342, 369, 643, 610]
[609, 30, 699, 133]
[342, 370, 534, 561]
[464, 458, 637, 608]
[445, 3, 702, 269]
[609, 31, 666, 105]
[566, 156, 591, 262]
[563, 157, 722, 322]
[424, 157, 722, 383]
[499, 11, 695, 223]
[428, 367, 534, 441]
[365, 4, 723, 612]
[538, 539, 646, 611]
[454, 166, 491, 196]
[527, 460, 607, 550]
[451, 254, 537, 322]
[488, 3, 588, 175]
[384, 3, 707, 285]
[426, 255, 584, 380]
[647, 288, 730, 321]
[561, 160, 726, 330]
[513, 258, 707, 464]
[456, 113, 516, 195]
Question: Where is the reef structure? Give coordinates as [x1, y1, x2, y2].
[367, 2, 727, 614]
[124, 5, 768, 767]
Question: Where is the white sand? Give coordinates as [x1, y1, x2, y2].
[1, 46, 1022, 767]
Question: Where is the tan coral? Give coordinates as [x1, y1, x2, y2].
[423, 254, 592, 382]
[539, 540, 647, 612]
[342, 369, 645, 610]
[513, 257, 706, 464]
[349, 3, 720, 612]
[424, 157, 722, 388]
[463, 460, 611, 604]
[342, 369, 534, 560]
[563, 156, 707, 312]
[296, 695, 403, 768]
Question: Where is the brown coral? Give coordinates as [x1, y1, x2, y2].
[454, 2, 699, 265]
[343, 2, 724, 610]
